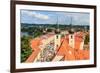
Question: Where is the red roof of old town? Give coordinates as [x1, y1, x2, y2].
[26, 32, 89, 62]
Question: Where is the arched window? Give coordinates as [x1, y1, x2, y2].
[71, 35, 73, 39]
[56, 35, 58, 39]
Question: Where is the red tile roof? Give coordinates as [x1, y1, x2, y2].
[26, 32, 89, 62]
[25, 38, 41, 62]
[25, 33, 55, 62]
[55, 32, 89, 60]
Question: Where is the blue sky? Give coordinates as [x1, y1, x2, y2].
[20, 10, 90, 25]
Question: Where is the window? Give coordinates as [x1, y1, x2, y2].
[56, 35, 58, 39]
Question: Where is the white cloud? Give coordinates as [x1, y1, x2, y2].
[63, 13, 89, 25]
[22, 10, 49, 20]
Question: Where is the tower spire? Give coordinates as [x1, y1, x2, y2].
[70, 16, 72, 29]
[55, 15, 60, 34]
[69, 16, 75, 48]
[56, 15, 59, 29]
[54, 15, 61, 51]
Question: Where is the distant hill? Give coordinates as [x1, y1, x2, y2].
[21, 23, 89, 30]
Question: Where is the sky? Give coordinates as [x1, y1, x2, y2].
[20, 10, 90, 25]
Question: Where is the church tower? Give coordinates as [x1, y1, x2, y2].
[54, 29, 61, 50]
[68, 17, 75, 48]
[69, 29, 75, 48]
[54, 16, 61, 51]
[79, 28, 86, 50]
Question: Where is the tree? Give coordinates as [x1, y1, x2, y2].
[21, 36, 33, 62]
[84, 33, 89, 45]
[33, 30, 43, 38]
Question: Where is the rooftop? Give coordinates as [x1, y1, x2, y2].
[25, 31, 89, 62]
